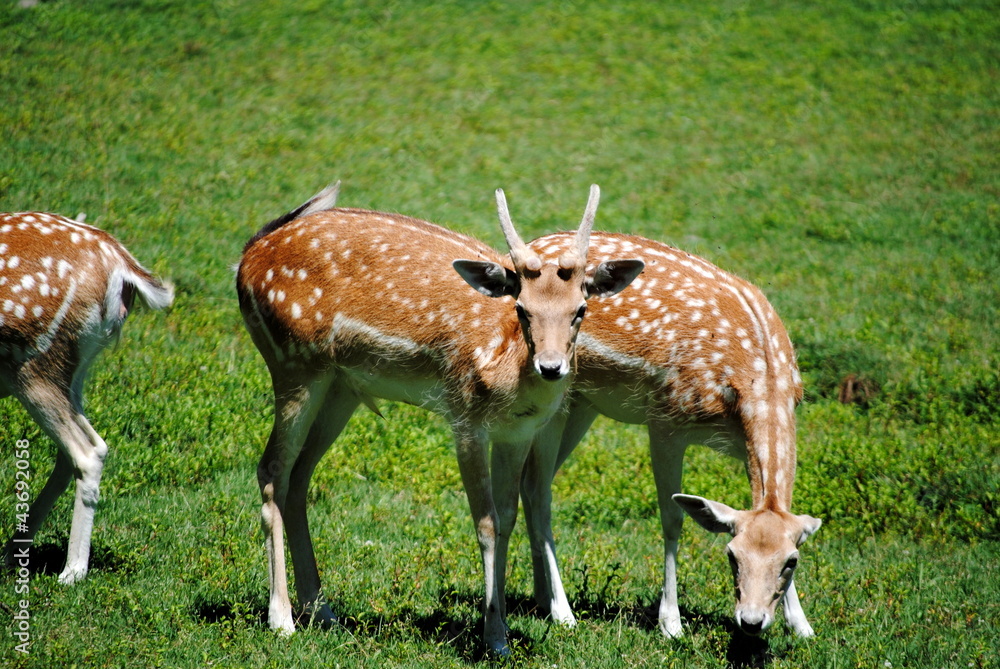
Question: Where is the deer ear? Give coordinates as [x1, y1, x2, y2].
[796, 515, 822, 545]
[453, 260, 519, 298]
[586, 259, 645, 298]
[673, 494, 741, 535]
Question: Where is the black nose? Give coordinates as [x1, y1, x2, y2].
[739, 619, 764, 636]
[539, 362, 563, 380]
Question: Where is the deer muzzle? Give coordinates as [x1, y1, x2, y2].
[534, 350, 570, 381]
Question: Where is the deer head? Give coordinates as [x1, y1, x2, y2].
[453, 185, 644, 380]
[673, 494, 822, 635]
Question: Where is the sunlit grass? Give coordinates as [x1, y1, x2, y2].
[1, 0, 997, 666]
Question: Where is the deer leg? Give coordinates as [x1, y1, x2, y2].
[648, 421, 690, 638]
[10, 376, 109, 585]
[453, 424, 509, 656]
[258, 375, 332, 635]
[284, 382, 358, 628]
[520, 399, 598, 625]
[2, 446, 73, 568]
[782, 576, 815, 637]
[489, 436, 534, 626]
[61, 412, 108, 585]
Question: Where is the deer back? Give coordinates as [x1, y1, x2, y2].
[237, 207, 537, 418]
[0, 212, 172, 381]
[530, 231, 803, 507]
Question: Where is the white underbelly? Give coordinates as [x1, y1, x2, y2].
[344, 368, 449, 415]
[577, 384, 651, 425]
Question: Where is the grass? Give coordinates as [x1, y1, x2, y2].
[1, 0, 998, 666]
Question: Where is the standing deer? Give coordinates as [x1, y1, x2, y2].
[518, 231, 822, 638]
[0, 211, 173, 584]
[236, 183, 643, 655]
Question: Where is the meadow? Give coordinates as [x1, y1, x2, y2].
[1, 0, 997, 667]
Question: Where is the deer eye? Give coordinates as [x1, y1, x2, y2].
[515, 303, 529, 323]
[783, 556, 798, 573]
[726, 547, 738, 574]
[572, 304, 587, 325]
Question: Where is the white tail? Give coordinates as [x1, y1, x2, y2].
[0, 211, 173, 584]
[520, 231, 822, 638]
[236, 184, 643, 655]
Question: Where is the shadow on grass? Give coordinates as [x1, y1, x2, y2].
[544, 591, 774, 668]
[191, 589, 775, 667]
[5, 541, 138, 579]
[191, 592, 493, 663]
[195, 598, 269, 627]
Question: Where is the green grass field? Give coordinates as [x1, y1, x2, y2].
[1, 1, 998, 667]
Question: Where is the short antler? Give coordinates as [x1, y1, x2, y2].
[238, 186, 643, 655]
[496, 188, 542, 272]
[559, 184, 600, 271]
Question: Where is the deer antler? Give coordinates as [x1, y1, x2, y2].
[496, 188, 542, 272]
[559, 184, 600, 270]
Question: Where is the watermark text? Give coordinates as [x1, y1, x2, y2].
[11, 438, 32, 654]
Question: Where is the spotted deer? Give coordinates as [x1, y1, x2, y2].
[518, 231, 822, 638]
[236, 183, 643, 655]
[0, 211, 173, 584]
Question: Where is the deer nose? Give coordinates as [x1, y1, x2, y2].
[736, 610, 768, 636]
[535, 352, 568, 381]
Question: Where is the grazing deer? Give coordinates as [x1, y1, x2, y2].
[0, 211, 173, 584]
[518, 231, 822, 638]
[236, 183, 643, 655]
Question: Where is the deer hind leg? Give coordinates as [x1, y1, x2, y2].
[2, 442, 73, 568]
[520, 399, 598, 625]
[257, 374, 334, 635]
[284, 381, 359, 629]
[8, 373, 108, 585]
[647, 421, 694, 638]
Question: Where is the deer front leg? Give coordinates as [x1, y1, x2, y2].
[648, 422, 689, 638]
[520, 400, 598, 625]
[453, 425, 509, 656]
[782, 576, 815, 637]
[489, 436, 534, 626]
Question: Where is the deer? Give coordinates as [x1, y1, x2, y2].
[236, 182, 644, 655]
[517, 230, 822, 639]
[0, 211, 173, 585]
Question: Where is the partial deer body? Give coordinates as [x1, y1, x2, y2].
[520, 231, 821, 638]
[236, 184, 642, 654]
[0, 211, 173, 584]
